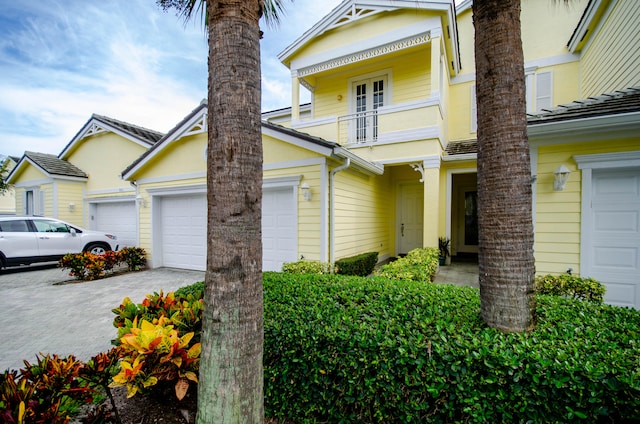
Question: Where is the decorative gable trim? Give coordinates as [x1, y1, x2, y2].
[297, 32, 432, 78]
[328, 4, 394, 31]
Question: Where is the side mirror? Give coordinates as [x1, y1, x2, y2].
[70, 228, 77, 236]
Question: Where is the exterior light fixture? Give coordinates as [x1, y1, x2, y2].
[300, 183, 312, 201]
[553, 165, 571, 191]
[136, 194, 147, 208]
[68, 202, 75, 211]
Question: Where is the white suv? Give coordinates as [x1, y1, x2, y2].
[0, 217, 119, 268]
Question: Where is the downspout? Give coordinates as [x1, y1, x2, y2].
[329, 158, 351, 268]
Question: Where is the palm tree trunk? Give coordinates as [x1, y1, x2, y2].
[197, 0, 264, 422]
[473, 0, 536, 332]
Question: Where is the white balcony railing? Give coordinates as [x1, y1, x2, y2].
[337, 110, 379, 145]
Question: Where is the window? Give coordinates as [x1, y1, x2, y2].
[526, 70, 553, 113]
[351, 74, 387, 143]
[23, 188, 44, 216]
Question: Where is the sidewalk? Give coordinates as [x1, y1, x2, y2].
[0, 265, 204, 372]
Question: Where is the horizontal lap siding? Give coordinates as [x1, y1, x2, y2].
[56, 182, 84, 226]
[333, 170, 390, 261]
[581, 1, 640, 96]
[535, 139, 639, 275]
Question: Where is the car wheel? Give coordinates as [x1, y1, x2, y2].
[85, 243, 110, 255]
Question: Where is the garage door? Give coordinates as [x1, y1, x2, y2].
[92, 201, 137, 248]
[588, 167, 640, 309]
[158, 189, 297, 272]
[159, 195, 207, 271]
[262, 187, 297, 271]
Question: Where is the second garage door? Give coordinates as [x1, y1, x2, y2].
[91, 201, 137, 248]
[587, 167, 640, 309]
[157, 188, 297, 271]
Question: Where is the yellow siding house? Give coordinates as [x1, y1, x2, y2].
[7, 115, 163, 247]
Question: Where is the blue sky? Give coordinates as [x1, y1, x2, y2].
[0, 0, 342, 157]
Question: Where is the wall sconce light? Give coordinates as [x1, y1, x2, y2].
[300, 183, 312, 201]
[136, 195, 147, 208]
[553, 165, 571, 191]
[68, 202, 75, 212]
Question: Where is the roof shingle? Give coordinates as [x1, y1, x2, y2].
[24, 151, 87, 178]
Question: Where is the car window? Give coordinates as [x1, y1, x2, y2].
[0, 220, 31, 232]
[32, 220, 71, 233]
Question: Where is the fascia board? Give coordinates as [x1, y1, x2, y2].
[567, 0, 607, 53]
[122, 109, 207, 181]
[261, 126, 334, 157]
[59, 117, 152, 160]
[279, 0, 454, 65]
[290, 17, 441, 73]
[333, 146, 384, 175]
[528, 111, 640, 143]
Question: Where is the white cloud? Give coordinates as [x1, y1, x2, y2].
[0, 0, 342, 157]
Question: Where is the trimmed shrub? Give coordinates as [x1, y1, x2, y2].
[535, 273, 606, 303]
[262, 272, 640, 423]
[58, 247, 147, 280]
[119, 246, 147, 271]
[282, 259, 335, 274]
[335, 251, 378, 276]
[375, 247, 439, 282]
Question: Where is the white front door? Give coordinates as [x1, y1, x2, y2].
[398, 183, 423, 255]
[587, 167, 640, 309]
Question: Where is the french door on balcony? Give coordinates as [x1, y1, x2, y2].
[352, 76, 386, 143]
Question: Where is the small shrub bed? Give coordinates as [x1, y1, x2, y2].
[262, 272, 640, 422]
[535, 273, 605, 302]
[375, 247, 439, 282]
[281, 259, 335, 274]
[335, 251, 378, 276]
[58, 247, 147, 280]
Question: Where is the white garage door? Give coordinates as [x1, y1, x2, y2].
[92, 201, 137, 248]
[159, 195, 207, 271]
[588, 167, 640, 309]
[158, 188, 297, 272]
[262, 187, 297, 271]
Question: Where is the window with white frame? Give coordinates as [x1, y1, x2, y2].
[24, 188, 43, 216]
[351, 73, 387, 143]
[526, 70, 553, 113]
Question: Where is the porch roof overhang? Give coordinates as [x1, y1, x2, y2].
[7, 151, 88, 184]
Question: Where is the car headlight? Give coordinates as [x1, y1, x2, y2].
[106, 234, 117, 240]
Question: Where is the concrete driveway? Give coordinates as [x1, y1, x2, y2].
[0, 264, 204, 372]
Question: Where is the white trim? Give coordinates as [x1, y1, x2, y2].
[263, 157, 326, 171]
[60, 116, 156, 159]
[291, 116, 336, 129]
[573, 150, 640, 278]
[320, 160, 328, 263]
[346, 126, 443, 148]
[442, 153, 477, 162]
[262, 126, 334, 156]
[122, 107, 207, 179]
[85, 187, 136, 196]
[85, 195, 136, 204]
[135, 172, 207, 186]
[147, 184, 207, 196]
[263, 175, 302, 188]
[14, 178, 54, 188]
[378, 154, 441, 166]
[530, 145, 538, 238]
[574, 151, 640, 170]
[450, 53, 579, 85]
[528, 112, 640, 144]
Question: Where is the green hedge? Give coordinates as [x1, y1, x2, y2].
[262, 272, 640, 422]
[535, 273, 605, 303]
[335, 251, 378, 276]
[375, 247, 439, 282]
[281, 260, 335, 274]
